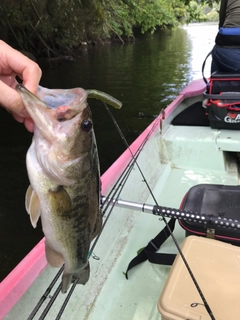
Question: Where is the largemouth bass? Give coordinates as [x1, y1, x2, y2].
[16, 84, 121, 293]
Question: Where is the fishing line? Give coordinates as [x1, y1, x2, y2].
[90, 113, 158, 253]
[99, 108, 160, 218]
[88, 112, 160, 254]
[103, 103, 216, 320]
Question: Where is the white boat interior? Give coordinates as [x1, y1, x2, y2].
[3, 79, 240, 320]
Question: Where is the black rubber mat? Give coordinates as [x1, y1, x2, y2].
[171, 101, 209, 126]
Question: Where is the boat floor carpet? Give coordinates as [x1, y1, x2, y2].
[171, 101, 209, 126]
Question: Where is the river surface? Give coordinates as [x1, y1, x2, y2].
[0, 22, 218, 281]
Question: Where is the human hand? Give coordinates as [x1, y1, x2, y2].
[0, 40, 42, 132]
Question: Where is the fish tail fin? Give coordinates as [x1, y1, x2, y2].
[61, 263, 90, 293]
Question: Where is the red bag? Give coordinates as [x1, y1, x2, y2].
[202, 52, 240, 129]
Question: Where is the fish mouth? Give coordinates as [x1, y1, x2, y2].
[16, 84, 88, 135]
[16, 84, 87, 112]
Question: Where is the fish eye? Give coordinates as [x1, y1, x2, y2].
[81, 120, 92, 132]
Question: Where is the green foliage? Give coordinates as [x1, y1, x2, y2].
[130, 0, 176, 33]
[186, 0, 207, 23]
[0, 0, 219, 57]
[185, 1, 219, 23]
[184, 0, 220, 6]
[206, 8, 219, 21]
[173, 0, 188, 23]
[89, 0, 187, 38]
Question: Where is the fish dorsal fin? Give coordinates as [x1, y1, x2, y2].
[45, 241, 64, 268]
[25, 185, 41, 228]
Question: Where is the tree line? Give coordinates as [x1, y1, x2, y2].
[0, 0, 219, 58]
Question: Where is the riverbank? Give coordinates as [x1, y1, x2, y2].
[1, 1, 218, 59]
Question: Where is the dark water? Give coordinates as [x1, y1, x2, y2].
[0, 23, 217, 281]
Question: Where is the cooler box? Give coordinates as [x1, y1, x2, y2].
[157, 236, 240, 320]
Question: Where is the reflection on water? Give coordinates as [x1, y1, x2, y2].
[0, 22, 217, 281]
[184, 22, 218, 80]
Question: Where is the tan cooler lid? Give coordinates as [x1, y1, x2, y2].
[157, 235, 240, 320]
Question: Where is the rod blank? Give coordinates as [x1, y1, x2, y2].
[101, 196, 240, 231]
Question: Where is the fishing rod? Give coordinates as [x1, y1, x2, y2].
[103, 103, 216, 320]
[101, 196, 240, 231]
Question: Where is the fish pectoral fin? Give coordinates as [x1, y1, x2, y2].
[61, 263, 90, 293]
[45, 241, 64, 268]
[25, 185, 41, 228]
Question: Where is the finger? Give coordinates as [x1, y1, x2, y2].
[0, 80, 26, 115]
[0, 41, 42, 94]
[24, 117, 34, 132]
[22, 63, 42, 94]
[0, 73, 17, 88]
[11, 112, 24, 123]
[11, 112, 34, 132]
